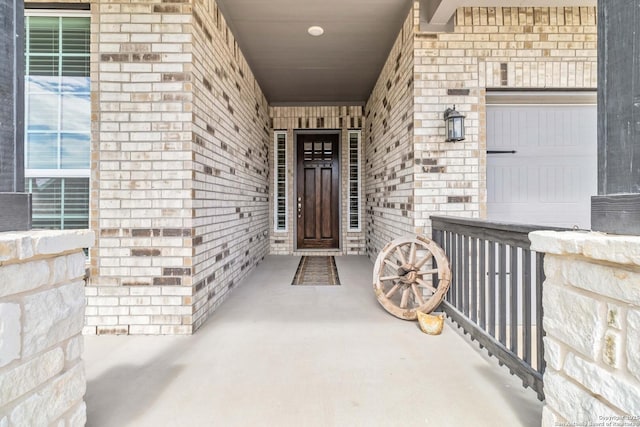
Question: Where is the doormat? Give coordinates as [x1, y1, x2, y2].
[291, 256, 341, 286]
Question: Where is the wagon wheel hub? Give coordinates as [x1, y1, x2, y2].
[397, 264, 417, 283]
[400, 269, 418, 284]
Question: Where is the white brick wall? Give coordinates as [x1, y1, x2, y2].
[88, 0, 195, 335]
[88, 0, 271, 334]
[413, 6, 597, 238]
[190, 0, 271, 330]
[364, 6, 417, 259]
[531, 231, 640, 425]
[0, 230, 94, 426]
[366, 3, 597, 261]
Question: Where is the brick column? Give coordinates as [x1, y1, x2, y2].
[88, 0, 272, 334]
[88, 0, 194, 334]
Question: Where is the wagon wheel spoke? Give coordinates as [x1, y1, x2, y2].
[416, 278, 437, 293]
[411, 283, 425, 305]
[409, 242, 417, 265]
[414, 251, 433, 269]
[395, 247, 407, 266]
[385, 283, 401, 298]
[384, 259, 399, 271]
[417, 268, 439, 276]
[400, 287, 411, 309]
[380, 275, 401, 282]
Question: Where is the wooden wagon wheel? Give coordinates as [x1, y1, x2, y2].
[373, 235, 451, 320]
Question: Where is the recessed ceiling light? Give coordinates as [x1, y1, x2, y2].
[308, 26, 324, 37]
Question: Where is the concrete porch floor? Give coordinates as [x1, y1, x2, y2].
[84, 256, 543, 427]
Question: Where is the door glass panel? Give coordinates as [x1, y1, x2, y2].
[324, 142, 332, 160]
[304, 142, 313, 160]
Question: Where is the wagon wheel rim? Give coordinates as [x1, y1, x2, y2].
[373, 235, 451, 320]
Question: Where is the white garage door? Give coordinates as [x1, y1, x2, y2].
[487, 92, 597, 229]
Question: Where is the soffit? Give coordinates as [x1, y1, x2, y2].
[216, 0, 413, 105]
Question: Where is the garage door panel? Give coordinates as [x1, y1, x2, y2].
[487, 165, 532, 203]
[489, 105, 596, 150]
[487, 101, 596, 229]
[489, 108, 541, 149]
[539, 166, 588, 203]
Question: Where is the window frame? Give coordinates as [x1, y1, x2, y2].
[24, 10, 91, 233]
[24, 10, 91, 176]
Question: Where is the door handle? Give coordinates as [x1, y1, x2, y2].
[297, 197, 302, 218]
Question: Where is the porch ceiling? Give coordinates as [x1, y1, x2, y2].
[216, 0, 597, 105]
[216, 0, 412, 105]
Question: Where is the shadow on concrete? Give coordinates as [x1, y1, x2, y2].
[445, 318, 543, 427]
[85, 340, 186, 427]
[476, 364, 542, 427]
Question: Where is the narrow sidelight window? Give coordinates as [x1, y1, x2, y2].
[348, 130, 361, 231]
[274, 131, 287, 231]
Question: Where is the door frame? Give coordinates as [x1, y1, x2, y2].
[294, 129, 342, 251]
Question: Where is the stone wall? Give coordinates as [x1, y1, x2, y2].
[364, 6, 417, 259]
[191, 0, 270, 330]
[269, 106, 365, 256]
[412, 6, 597, 237]
[530, 231, 640, 425]
[88, 0, 270, 334]
[0, 230, 94, 426]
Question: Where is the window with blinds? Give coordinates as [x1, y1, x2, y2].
[348, 130, 361, 231]
[274, 132, 287, 232]
[27, 177, 89, 230]
[25, 15, 91, 171]
[25, 13, 91, 231]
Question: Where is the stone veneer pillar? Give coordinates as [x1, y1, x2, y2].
[530, 231, 640, 425]
[0, 229, 94, 425]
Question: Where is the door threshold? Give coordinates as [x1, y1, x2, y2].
[293, 249, 342, 256]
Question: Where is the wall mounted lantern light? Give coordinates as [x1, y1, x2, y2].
[444, 105, 465, 142]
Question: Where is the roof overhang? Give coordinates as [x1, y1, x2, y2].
[419, 0, 597, 32]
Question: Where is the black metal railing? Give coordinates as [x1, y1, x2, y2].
[431, 216, 566, 400]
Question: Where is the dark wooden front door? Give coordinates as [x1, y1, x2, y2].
[296, 133, 340, 249]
